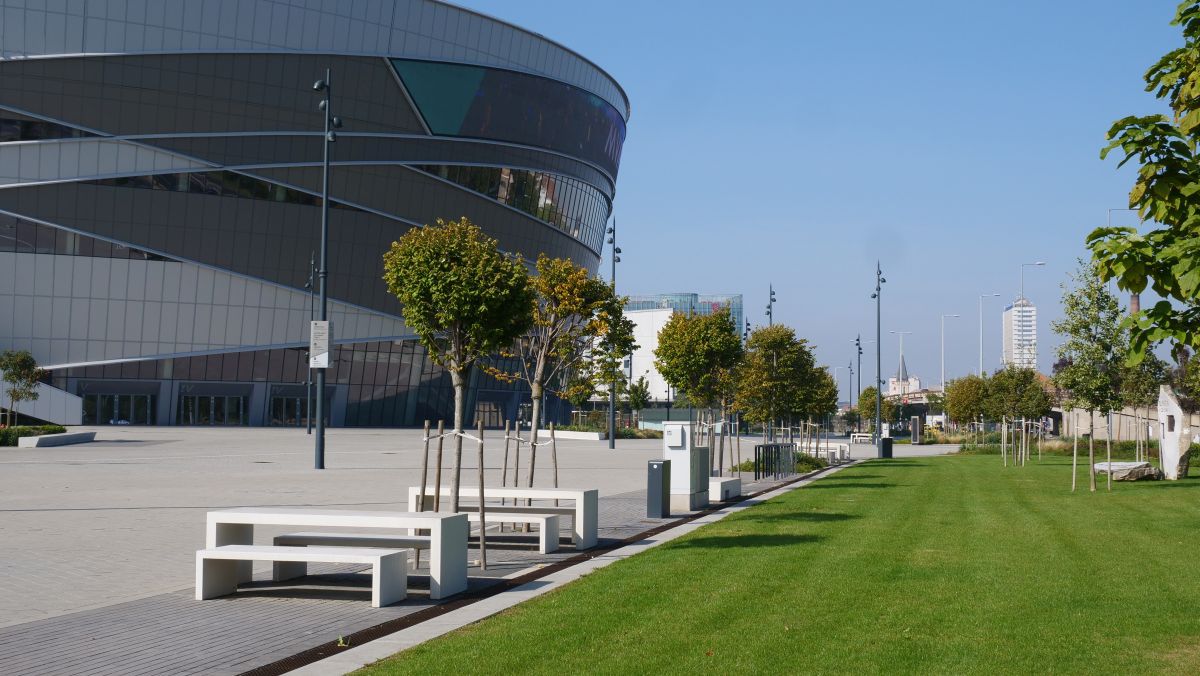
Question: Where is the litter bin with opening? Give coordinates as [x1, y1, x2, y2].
[880, 437, 893, 459]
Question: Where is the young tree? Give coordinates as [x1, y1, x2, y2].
[503, 255, 615, 483]
[807, 368, 840, 424]
[945, 374, 989, 429]
[1089, 1, 1200, 362]
[1051, 261, 1125, 492]
[1121, 352, 1167, 458]
[735, 325, 815, 435]
[626, 375, 651, 414]
[591, 296, 638, 430]
[382, 217, 534, 511]
[855, 386, 896, 433]
[0, 350, 46, 427]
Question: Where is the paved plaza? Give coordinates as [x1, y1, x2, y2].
[0, 427, 944, 673]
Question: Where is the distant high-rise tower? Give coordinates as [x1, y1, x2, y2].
[1001, 298, 1038, 370]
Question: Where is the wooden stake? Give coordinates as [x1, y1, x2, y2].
[433, 420, 445, 512]
[476, 420, 488, 569]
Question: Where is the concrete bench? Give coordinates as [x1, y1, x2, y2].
[709, 477, 741, 502]
[17, 431, 96, 448]
[196, 544, 407, 607]
[408, 486, 598, 550]
[273, 532, 431, 577]
[466, 512, 559, 553]
[850, 433, 872, 444]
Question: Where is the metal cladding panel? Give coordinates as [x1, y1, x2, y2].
[0, 181, 415, 314]
[141, 134, 615, 197]
[0, 54, 426, 136]
[0, 0, 629, 121]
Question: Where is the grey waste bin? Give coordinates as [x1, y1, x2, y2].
[880, 437, 893, 459]
[647, 459, 670, 518]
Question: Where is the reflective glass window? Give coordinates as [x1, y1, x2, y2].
[393, 59, 626, 177]
[413, 165, 609, 251]
[0, 115, 93, 142]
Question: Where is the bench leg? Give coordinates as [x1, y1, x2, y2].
[576, 491, 598, 550]
[273, 561, 307, 582]
[373, 551, 408, 607]
[207, 523, 253, 583]
[196, 556, 239, 600]
[540, 516, 560, 554]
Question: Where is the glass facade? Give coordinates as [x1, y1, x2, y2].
[0, 214, 169, 260]
[84, 171, 358, 211]
[413, 165, 608, 252]
[393, 59, 626, 177]
[0, 113, 94, 142]
[625, 294, 745, 335]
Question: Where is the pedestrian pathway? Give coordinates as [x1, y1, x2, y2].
[0, 474, 806, 675]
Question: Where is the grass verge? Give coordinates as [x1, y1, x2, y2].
[357, 456, 1200, 674]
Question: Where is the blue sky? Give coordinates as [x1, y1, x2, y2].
[456, 0, 1178, 393]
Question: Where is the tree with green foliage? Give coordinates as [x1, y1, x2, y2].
[1121, 351, 1168, 460]
[1089, 1, 1200, 363]
[655, 309, 743, 410]
[503, 254, 616, 485]
[382, 217, 534, 514]
[0, 350, 46, 427]
[656, 308, 743, 472]
[1051, 261, 1126, 492]
[806, 368, 840, 422]
[945, 374, 989, 428]
[626, 375, 651, 414]
[855, 386, 896, 433]
[735, 325, 815, 432]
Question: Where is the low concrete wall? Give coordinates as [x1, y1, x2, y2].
[536, 429, 606, 441]
[17, 431, 96, 448]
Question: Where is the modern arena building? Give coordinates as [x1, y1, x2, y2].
[0, 0, 628, 428]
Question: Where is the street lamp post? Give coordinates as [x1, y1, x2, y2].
[1019, 261, 1046, 300]
[305, 252, 316, 435]
[940, 313, 959, 393]
[607, 219, 621, 450]
[766, 284, 776, 326]
[870, 263, 885, 455]
[854, 334, 863, 407]
[978, 293, 999, 376]
[311, 69, 342, 470]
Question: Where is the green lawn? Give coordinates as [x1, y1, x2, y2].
[359, 456, 1200, 674]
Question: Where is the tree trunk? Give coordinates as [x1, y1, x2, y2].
[433, 420, 445, 512]
[476, 421, 488, 569]
[527, 381, 543, 489]
[1002, 416, 1007, 467]
[1072, 429, 1078, 492]
[1106, 414, 1112, 492]
[451, 370, 466, 512]
[717, 404, 726, 477]
[735, 414, 742, 470]
[1088, 412, 1097, 493]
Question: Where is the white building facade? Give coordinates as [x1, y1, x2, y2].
[1002, 298, 1038, 370]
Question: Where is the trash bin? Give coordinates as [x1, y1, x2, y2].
[880, 437, 893, 459]
[647, 460, 670, 518]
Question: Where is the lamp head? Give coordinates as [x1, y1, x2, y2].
[613, 247, 622, 254]
[331, 116, 343, 129]
[870, 293, 877, 299]
[313, 80, 327, 92]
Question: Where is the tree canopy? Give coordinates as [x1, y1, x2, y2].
[655, 308, 743, 410]
[855, 386, 896, 432]
[1088, 0, 1200, 362]
[1050, 260, 1125, 416]
[985, 366, 1052, 422]
[945, 374, 989, 425]
[734, 325, 814, 425]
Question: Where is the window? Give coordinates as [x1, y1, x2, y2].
[393, 59, 626, 177]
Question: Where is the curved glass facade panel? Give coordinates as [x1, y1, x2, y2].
[393, 59, 626, 178]
[412, 165, 608, 253]
[83, 170, 358, 210]
[1, 114, 93, 142]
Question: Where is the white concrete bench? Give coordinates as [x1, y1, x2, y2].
[466, 512, 559, 553]
[196, 544, 407, 607]
[850, 433, 872, 444]
[709, 477, 741, 502]
[17, 431, 96, 447]
[408, 486, 598, 550]
[273, 532, 431, 577]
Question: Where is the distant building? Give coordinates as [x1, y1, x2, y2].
[1002, 298, 1038, 370]
[625, 294, 744, 336]
[886, 354, 921, 398]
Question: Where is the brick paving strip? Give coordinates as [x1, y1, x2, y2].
[0, 466, 857, 676]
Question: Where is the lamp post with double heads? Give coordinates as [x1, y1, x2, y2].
[607, 219, 621, 450]
[978, 293, 999, 376]
[870, 263, 885, 455]
[305, 251, 315, 435]
[940, 314, 959, 393]
[854, 334, 863, 404]
[766, 284, 776, 326]
[311, 70, 342, 470]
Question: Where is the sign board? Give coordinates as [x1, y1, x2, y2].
[309, 320, 332, 368]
